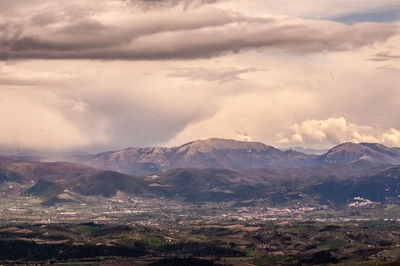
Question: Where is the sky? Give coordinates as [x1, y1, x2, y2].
[0, 0, 400, 151]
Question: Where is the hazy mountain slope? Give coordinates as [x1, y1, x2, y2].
[0, 150, 91, 164]
[237, 160, 392, 184]
[0, 157, 99, 183]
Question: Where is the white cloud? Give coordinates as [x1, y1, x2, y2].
[381, 129, 400, 145]
[236, 131, 252, 142]
[278, 117, 400, 147]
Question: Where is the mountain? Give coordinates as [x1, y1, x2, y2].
[75, 138, 316, 175]
[318, 142, 400, 164]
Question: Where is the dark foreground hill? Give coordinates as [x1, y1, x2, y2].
[18, 162, 400, 207]
[308, 166, 400, 205]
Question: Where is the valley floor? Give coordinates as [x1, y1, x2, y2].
[2, 181, 400, 225]
[1, 220, 400, 265]
[2, 182, 400, 265]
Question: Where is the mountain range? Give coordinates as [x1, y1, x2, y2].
[71, 138, 314, 175]
[72, 138, 400, 175]
[3, 138, 400, 176]
[2, 138, 400, 207]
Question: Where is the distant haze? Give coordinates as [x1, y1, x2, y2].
[0, 0, 400, 151]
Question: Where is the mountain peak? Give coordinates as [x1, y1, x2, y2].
[179, 138, 274, 152]
[320, 142, 400, 164]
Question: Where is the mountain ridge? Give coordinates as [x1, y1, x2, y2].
[73, 138, 317, 175]
[0, 140, 399, 206]
[73, 139, 400, 175]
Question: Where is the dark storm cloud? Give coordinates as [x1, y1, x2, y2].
[2, 20, 397, 61]
[1, 7, 248, 60]
[0, 0, 398, 61]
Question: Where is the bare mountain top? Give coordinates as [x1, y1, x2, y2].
[176, 138, 275, 153]
[319, 142, 400, 164]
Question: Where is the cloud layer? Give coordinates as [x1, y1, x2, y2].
[0, 0, 399, 151]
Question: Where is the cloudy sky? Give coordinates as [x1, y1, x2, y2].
[0, 0, 400, 151]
